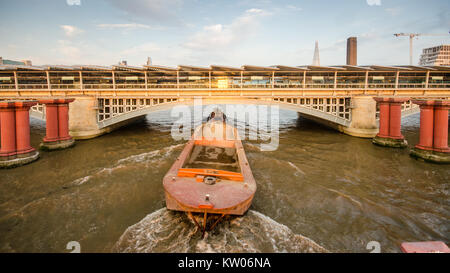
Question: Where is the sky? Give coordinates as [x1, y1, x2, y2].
[0, 0, 449, 67]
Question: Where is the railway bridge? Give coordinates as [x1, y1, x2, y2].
[0, 64, 449, 167]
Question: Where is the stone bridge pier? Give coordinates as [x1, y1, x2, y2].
[68, 96, 146, 139]
[338, 96, 378, 138]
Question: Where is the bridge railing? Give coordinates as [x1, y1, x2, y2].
[83, 84, 114, 89]
[17, 84, 49, 89]
[305, 83, 335, 88]
[1, 82, 450, 91]
[147, 83, 178, 89]
[428, 83, 450, 88]
[367, 83, 396, 88]
[0, 84, 16, 89]
[397, 83, 426, 88]
[336, 83, 366, 88]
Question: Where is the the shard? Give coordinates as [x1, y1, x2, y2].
[312, 40, 320, 66]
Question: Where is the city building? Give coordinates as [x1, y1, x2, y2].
[312, 41, 320, 66]
[419, 45, 450, 66]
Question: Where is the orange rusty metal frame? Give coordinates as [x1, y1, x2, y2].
[177, 168, 244, 181]
[193, 138, 235, 148]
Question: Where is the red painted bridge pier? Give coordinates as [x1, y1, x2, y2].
[373, 97, 450, 163]
[372, 97, 410, 148]
[0, 98, 75, 168]
[39, 98, 75, 150]
[410, 99, 450, 163]
[0, 100, 40, 168]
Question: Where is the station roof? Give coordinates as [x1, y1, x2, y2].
[178, 65, 211, 71]
[40, 65, 77, 70]
[113, 65, 147, 71]
[1, 64, 449, 72]
[333, 65, 373, 71]
[75, 65, 113, 71]
[427, 65, 450, 71]
[359, 65, 412, 71]
[272, 65, 309, 71]
[144, 65, 178, 71]
[210, 65, 243, 71]
[242, 65, 279, 71]
[305, 65, 346, 71]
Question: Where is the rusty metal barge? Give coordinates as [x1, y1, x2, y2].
[163, 112, 256, 234]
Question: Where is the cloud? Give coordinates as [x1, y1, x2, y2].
[97, 23, 154, 30]
[66, 0, 81, 6]
[184, 8, 271, 50]
[60, 25, 83, 37]
[366, 0, 381, 6]
[286, 5, 302, 11]
[105, 0, 183, 23]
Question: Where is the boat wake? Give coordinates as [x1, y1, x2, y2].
[113, 208, 328, 253]
[71, 144, 184, 186]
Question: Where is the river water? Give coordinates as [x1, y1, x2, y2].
[0, 106, 448, 253]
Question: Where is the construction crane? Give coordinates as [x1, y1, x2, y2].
[393, 32, 450, 65]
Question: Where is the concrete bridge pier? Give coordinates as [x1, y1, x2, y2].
[338, 96, 378, 138]
[0, 100, 39, 168]
[39, 98, 75, 150]
[68, 96, 146, 139]
[372, 97, 409, 148]
[68, 96, 102, 139]
[410, 99, 450, 164]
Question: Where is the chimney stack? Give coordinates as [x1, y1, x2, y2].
[346, 37, 357, 66]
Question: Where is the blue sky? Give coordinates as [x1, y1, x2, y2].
[0, 0, 449, 66]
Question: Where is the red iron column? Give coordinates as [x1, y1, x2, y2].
[414, 101, 434, 151]
[41, 100, 59, 142]
[389, 101, 404, 139]
[0, 102, 17, 158]
[39, 98, 75, 150]
[372, 97, 409, 148]
[15, 101, 38, 155]
[432, 104, 450, 153]
[377, 100, 390, 138]
[57, 99, 75, 141]
[0, 100, 39, 168]
[411, 99, 450, 163]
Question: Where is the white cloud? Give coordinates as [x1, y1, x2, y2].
[286, 5, 302, 11]
[184, 8, 271, 50]
[66, 0, 81, 6]
[366, 0, 381, 6]
[60, 25, 83, 37]
[97, 23, 154, 30]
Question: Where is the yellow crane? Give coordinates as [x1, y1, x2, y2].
[393, 32, 449, 65]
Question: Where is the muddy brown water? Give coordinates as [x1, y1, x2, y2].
[0, 107, 448, 252]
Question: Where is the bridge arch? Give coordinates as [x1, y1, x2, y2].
[94, 97, 353, 129]
[28, 95, 419, 139]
